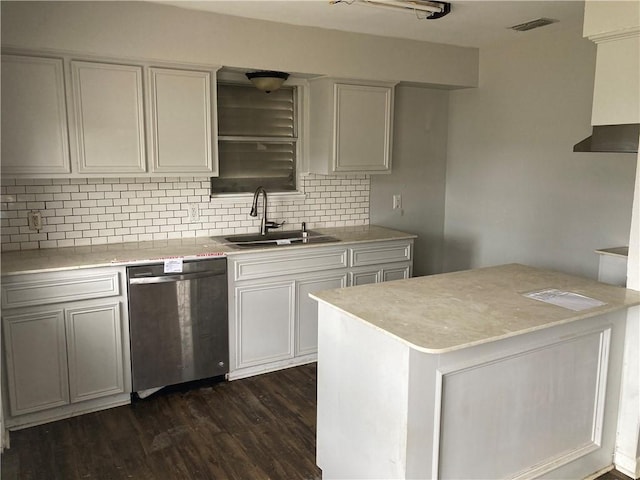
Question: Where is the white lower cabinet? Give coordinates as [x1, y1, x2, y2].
[296, 273, 348, 357]
[228, 239, 413, 380]
[3, 309, 69, 415]
[351, 269, 381, 286]
[65, 302, 124, 403]
[351, 264, 411, 286]
[236, 281, 295, 369]
[350, 239, 413, 285]
[228, 246, 349, 380]
[1, 267, 131, 429]
[383, 265, 411, 282]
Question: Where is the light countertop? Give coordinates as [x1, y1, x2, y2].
[0, 225, 416, 276]
[310, 263, 640, 354]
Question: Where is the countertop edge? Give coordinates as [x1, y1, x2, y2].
[311, 295, 637, 355]
[310, 264, 640, 355]
[1, 226, 416, 276]
[222, 233, 417, 256]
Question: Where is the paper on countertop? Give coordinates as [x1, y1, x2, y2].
[523, 288, 606, 311]
[164, 258, 183, 273]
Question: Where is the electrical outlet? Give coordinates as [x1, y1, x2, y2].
[393, 194, 402, 210]
[187, 204, 199, 223]
[28, 211, 42, 231]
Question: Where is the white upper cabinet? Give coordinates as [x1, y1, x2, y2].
[1, 55, 71, 175]
[2, 51, 221, 178]
[149, 67, 217, 174]
[583, 1, 640, 125]
[308, 78, 396, 174]
[70, 61, 147, 174]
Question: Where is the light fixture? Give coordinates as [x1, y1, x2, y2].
[331, 0, 451, 19]
[245, 71, 290, 93]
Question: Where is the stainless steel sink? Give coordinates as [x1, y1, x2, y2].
[222, 230, 339, 248]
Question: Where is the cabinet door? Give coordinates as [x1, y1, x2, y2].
[2, 310, 69, 415]
[296, 273, 347, 356]
[71, 61, 146, 173]
[65, 302, 124, 403]
[1, 55, 70, 175]
[334, 83, 393, 172]
[149, 67, 217, 174]
[351, 269, 381, 286]
[235, 281, 294, 368]
[382, 265, 410, 282]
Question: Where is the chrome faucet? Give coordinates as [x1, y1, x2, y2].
[250, 186, 284, 235]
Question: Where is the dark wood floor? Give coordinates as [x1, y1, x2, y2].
[1, 363, 321, 480]
[1, 362, 635, 480]
[597, 470, 634, 480]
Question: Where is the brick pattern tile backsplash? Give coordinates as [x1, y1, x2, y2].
[1, 174, 370, 251]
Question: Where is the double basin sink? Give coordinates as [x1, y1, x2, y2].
[222, 230, 339, 249]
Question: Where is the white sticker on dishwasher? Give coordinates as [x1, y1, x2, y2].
[164, 258, 183, 273]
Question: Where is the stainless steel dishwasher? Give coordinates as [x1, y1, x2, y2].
[127, 258, 228, 396]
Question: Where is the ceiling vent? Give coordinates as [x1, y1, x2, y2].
[509, 18, 557, 32]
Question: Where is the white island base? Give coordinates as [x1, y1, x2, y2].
[312, 264, 640, 479]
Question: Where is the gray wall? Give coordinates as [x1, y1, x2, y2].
[443, 27, 637, 279]
[371, 85, 449, 276]
[0, 1, 478, 88]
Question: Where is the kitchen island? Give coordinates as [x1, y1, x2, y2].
[310, 264, 640, 480]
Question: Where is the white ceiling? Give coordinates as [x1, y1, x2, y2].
[154, 0, 585, 48]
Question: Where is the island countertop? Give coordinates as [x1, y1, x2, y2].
[310, 263, 640, 354]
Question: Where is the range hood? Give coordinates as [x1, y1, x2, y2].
[574, 124, 640, 153]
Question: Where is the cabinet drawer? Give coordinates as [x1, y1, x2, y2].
[350, 241, 412, 267]
[232, 247, 348, 282]
[2, 271, 121, 309]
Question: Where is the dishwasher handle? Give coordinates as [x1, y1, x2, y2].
[129, 270, 223, 285]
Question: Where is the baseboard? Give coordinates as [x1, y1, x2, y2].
[615, 450, 640, 479]
[1, 428, 9, 452]
[584, 465, 615, 480]
[5, 393, 131, 431]
[228, 355, 317, 381]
